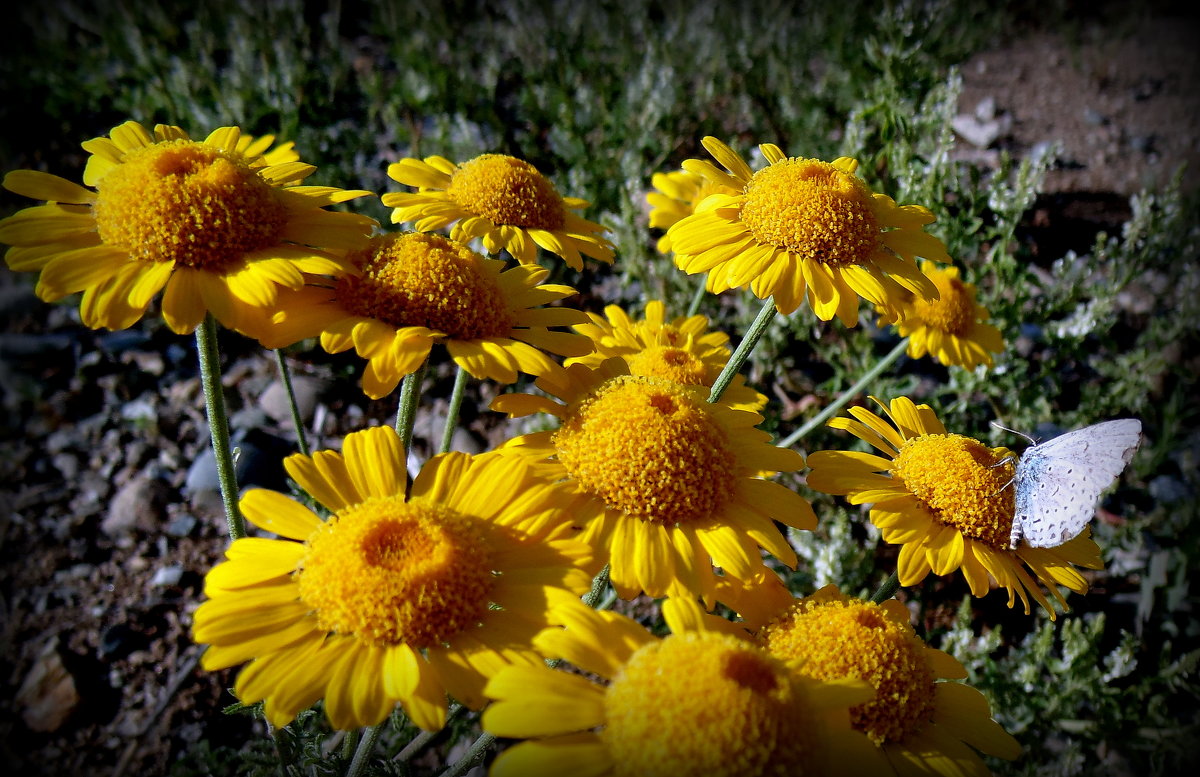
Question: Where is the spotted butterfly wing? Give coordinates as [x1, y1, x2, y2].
[1010, 419, 1142, 549]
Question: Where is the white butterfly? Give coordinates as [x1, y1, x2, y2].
[994, 419, 1142, 549]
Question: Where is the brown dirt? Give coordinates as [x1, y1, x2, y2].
[956, 16, 1200, 197]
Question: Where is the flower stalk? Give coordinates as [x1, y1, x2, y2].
[345, 724, 381, 777]
[707, 297, 777, 404]
[195, 313, 246, 540]
[440, 364, 470, 454]
[438, 731, 496, 777]
[685, 277, 707, 317]
[777, 337, 910, 449]
[870, 571, 901, 603]
[273, 349, 311, 457]
[395, 358, 430, 455]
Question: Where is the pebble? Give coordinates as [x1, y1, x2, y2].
[259, 375, 327, 425]
[164, 514, 198, 538]
[120, 398, 159, 428]
[974, 95, 997, 121]
[951, 112, 1011, 148]
[16, 638, 79, 733]
[101, 474, 172, 536]
[51, 452, 81, 479]
[150, 565, 184, 588]
[185, 428, 293, 496]
[121, 350, 165, 376]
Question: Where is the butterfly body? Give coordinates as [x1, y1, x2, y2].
[1009, 419, 1142, 549]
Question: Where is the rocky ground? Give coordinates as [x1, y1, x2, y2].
[0, 12, 1197, 777]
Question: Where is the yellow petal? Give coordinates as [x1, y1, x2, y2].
[341, 426, 406, 500]
[489, 735, 611, 777]
[239, 488, 322, 540]
[3, 170, 95, 203]
[482, 665, 605, 737]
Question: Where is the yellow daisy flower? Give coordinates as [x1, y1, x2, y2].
[382, 152, 614, 270]
[482, 597, 884, 777]
[255, 231, 594, 399]
[805, 396, 1104, 617]
[566, 299, 767, 412]
[646, 168, 739, 253]
[490, 358, 815, 602]
[878, 261, 1005, 370]
[191, 425, 594, 731]
[0, 120, 375, 334]
[749, 584, 1021, 775]
[667, 136, 947, 322]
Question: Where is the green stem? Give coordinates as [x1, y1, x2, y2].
[708, 297, 777, 404]
[685, 275, 708, 317]
[273, 349, 311, 457]
[777, 337, 910, 449]
[195, 314, 245, 540]
[870, 571, 900, 603]
[345, 724, 381, 777]
[439, 365, 470, 455]
[395, 358, 429, 453]
[393, 703, 462, 763]
[339, 728, 360, 761]
[437, 731, 495, 777]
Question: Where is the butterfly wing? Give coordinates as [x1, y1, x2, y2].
[1011, 419, 1142, 549]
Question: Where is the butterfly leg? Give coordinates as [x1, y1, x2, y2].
[989, 455, 1016, 496]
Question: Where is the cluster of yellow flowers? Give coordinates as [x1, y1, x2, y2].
[3, 120, 1103, 776]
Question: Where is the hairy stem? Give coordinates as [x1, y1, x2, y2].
[273, 349, 311, 457]
[396, 358, 430, 453]
[440, 365, 470, 454]
[777, 337, 910, 449]
[708, 297, 777, 404]
[195, 314, 245, 540]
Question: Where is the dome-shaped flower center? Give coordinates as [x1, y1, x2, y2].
[758, 599, 936, 745]
[738, 159, 880, 267]
[335, 232, 515, 338]
[552, 376, 738, 525]
[625, 346, 709, 387]
[602, 632, 823, 777]
[891, 434, 1015, 547]
[446, 154, 567, 230]
[911, 273, 975, 335]
[92, 140, 289, 271]
[297, 496, 493, 648]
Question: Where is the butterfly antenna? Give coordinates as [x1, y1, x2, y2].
[989, 421, 1038, 446]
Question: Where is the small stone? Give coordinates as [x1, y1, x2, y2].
[259, 375, 327, 425]
[52, 452, 81, 479]
[165, 514, 198, 538]
[150, 565, 184, 587]
[120, 398, 158, 428]
[228, 405, 269, 431]
[974, 96, 997, 121]
[16, 638, 80, 733]
[101, 474, 172, 536]
[121, 350, 165, 376]
[951, 114, 1008, 148]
